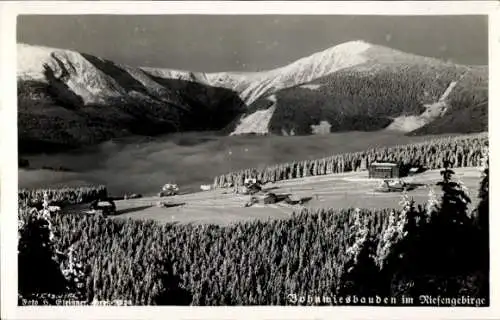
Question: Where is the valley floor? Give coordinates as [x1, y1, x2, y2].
[90, 166, 481, 226]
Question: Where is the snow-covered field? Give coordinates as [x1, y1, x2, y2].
[100, 166, 481, 226]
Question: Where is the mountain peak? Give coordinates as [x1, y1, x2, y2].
[332, 39, 373, 49]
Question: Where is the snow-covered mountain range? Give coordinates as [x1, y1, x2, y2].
[17, 40, 488, 152]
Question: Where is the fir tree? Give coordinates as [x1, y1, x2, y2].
[436, 160, 471, 224]
[339, 209, 379, 297]
[18, 193, 80, 304]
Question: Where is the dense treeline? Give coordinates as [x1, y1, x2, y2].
[213, 133, 487, 188]
[18, 203, 488, 306]
[268, 65, 450, 134]
[18, 185, 107, 208]
[22, 208, 388, 305]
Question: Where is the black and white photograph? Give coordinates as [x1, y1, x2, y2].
[1, 1, 499, 319]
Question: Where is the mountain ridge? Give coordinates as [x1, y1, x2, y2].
[17, 41, 488, 153]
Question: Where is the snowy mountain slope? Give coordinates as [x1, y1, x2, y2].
[207, 40, 459, 105]
[225, 50, 487, 136]
[17, 41, 488, 153]
[230, 95, 278, 136]
[18, 43, 126, 104]
[385, 74, 462, 132]
[208, 40, 373, 104]
[17, 43, 245, 153]
[139, 40, 451, 106]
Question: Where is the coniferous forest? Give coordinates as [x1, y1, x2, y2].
[213, 133, 487, 188]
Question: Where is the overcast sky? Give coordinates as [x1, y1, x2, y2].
[17, 15, 488, 72]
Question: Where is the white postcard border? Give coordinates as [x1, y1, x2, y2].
[1, 1, 499, 319]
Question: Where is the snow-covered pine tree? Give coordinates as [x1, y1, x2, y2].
[339, 209, 379, 296]
[436, 160, 471, 224]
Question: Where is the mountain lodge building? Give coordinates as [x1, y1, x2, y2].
[368, 162, 401, 179]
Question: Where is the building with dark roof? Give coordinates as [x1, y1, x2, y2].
[368, 162, 401, 179]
